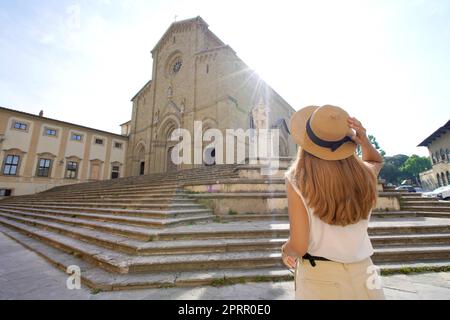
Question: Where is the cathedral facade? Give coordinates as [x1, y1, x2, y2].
[125, 16, 297, 176]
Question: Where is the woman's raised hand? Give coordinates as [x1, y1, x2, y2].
[348, 117, 368, 145]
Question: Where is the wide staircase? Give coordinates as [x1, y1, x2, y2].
[0, 163, 449, 291]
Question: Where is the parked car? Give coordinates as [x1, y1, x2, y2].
[436, 185, 450, 200]
[395, 185, 416, 193]
[422, 185, 450, 199]
[386, 183, 395, 188]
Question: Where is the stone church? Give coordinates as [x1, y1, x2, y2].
[125, 16, 297, 176]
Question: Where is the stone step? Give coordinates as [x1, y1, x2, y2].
[401, 195, 437, 199]
[33, 189, 184, 199]
[0, 226, 291, 291]
[371, 211, 418, 219]
[0, 203, 212, 218]
[188, 192, 287, 199]
[370, 233, 450, 246]
[372, 246, 450, 263]
[0, 212, 156, 241]
[0, 219, 284, 273]
[1, 216, 449, 276]
[41, 167, 238, 189]
[225, 210, 449, 222]
[368, 218, 450, 236]
[44, 182, 181, 191]
[5, 216, 434, 243]
[0, 210, 214, 243]
[2, 212, 449, 257]
[0, 201, 203, 210]
[3, 190, 186, 202]
[0, 204, 209, 220]
[219, 213, 289, 222]
[401, 201, 450, 207]
[0, 213, 252, 255]
[219, 211, 450, 221]
[154, 219, 450, 241]
[0, 214, 141, 254]
[373, 211, 450, 219]
[2, 207, 449, 246]
[402, 206, 450, 213]
[0, 211, 285, 256]
[43, 172, 239, 194]
[373, 210, 450, 218]
[5, 223, 450, 291]
[45, 179, 178, 193]
[0, 207, 213, 229]
[5, 196, 197, 203]
[413, 212, 450, 219]
[401, 196, 441, 201]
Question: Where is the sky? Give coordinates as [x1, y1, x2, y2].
[0, 0, 449, 157]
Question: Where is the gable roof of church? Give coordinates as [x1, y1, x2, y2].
[131, 80, 152, 102]
[151, 16, 225, 54]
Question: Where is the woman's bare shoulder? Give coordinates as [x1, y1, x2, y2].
[284, 166, 298, 183]
[363, 160, 383, 177]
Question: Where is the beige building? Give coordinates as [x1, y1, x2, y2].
[126, 16, 297, 176]
[418, 119, 450, 190]
[0, 107, 128, 197]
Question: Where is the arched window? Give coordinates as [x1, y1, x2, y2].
[442, 172, 447, 186]
[437, 173, 442, 187]
[435, 151, 440, 162]
[447, 171, 450, 186]
[432, 155, 436, 164]
[440, 148, 446, 161]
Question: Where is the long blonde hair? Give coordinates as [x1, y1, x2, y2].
[292, 148, 377, 226]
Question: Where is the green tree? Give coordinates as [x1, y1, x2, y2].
[389, 154, 409, 168]
[400, 155, 432, 183]
[379, 154, 409, 185]
[356, 135, 386, 158]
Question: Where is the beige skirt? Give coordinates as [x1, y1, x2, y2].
[295, 257, 386, 300]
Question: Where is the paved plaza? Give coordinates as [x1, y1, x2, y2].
[1, 232, 449, 300]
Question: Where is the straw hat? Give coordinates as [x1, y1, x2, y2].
[290, 105, 356, 161]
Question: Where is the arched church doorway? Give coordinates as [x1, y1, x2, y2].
[157, 115, 181, 174]
[140, 161, 145, 176]
[134, 143, 146, 176]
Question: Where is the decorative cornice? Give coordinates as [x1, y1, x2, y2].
[0, 106, 128, 140]
[36, 151, 57, 158]
[2, 148, 26, 154]
[65, 155, 82, 161]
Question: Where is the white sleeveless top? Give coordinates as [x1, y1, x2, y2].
[285, 169, 374, 263]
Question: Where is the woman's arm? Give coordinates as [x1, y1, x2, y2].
[348, 117, 384, 175]
[282, 179, 310, 268]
